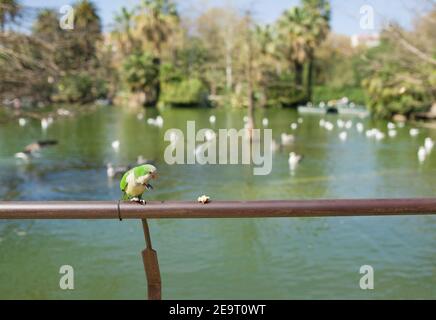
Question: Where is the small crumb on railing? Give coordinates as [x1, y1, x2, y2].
[197, 195, 210, 204]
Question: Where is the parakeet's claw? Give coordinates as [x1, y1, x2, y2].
[145, 183, 153, 190]
[130, 197, 146, 205]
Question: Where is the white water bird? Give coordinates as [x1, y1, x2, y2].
[147, 115, 164, 127]
[297, 118, 303, 124]
[107, 163, 129, 178]
[337, 119, 345, 128]
[204, 129, 216, 141]
[15, 140, 57, 161]
[339, 131, 347, 141]
[41, 118, 50, 130]
[209, 115, 216, 124]
[270, 139, 280, 152]
[345, 120, 353, 129]
[288, 152, 303, 170]
[18, 118, 27, 127]
[366, 129, 375, 138]
[366, 128, 382, 138]
[14, 152, 30, 161]
[155, 115, 163, 127]
[409, 128, 419, 137]
[324, 122, 334, 131]
[290, 123, 298, 130]
[418, 147, 426, 162]
[57, 109, 71, 116]
[262, 118, 269, 127]
[111, 140, 120, 151]
[375, 131, 385, 140]
[424, 137, 434, 154]
[356, 122, 364, 133]
[281, 133, 295, 145]
[388, 129, 397, 138]
[387, 122, 396, 130]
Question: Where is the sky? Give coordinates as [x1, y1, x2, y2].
[22, 0, 432, 36]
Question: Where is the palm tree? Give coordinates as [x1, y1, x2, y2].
[278, 0, 330, 99]
[278, 6, 309, 89]
[73, 0, 102, 62]
[133, 0, 179, 104]
[33, 9, 59, 41]
[303, 0, 330, 100]
[0, 0, 20, 32]
[113, 7, 136, 55]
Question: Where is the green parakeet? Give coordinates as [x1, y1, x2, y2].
[120, 164, 158, 203]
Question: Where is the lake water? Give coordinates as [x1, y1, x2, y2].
[0, 105, 435, 299]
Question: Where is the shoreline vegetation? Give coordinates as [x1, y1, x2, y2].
[0, 0, 435, 123]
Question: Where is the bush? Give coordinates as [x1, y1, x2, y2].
[122, 52, 159, 93]
[362, 75, 429, 118]
[160, 78, 208, 106]
[263, 72, 307, 107]
[54, 73, 108, 103]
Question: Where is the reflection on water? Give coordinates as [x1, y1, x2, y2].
[0, 105, 435, 299]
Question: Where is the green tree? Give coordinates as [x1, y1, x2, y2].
[65, 0, 102, 70]
[133, 0, 179, 104]
[122, 52, 159, 105]
[0, 0, 20, 32]
[112, 7, 137, 56]
[277, 0, 330, 100]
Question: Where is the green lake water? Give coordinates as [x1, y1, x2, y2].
[0, 105, 435, 299]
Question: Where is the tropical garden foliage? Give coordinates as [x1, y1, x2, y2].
[0, 0, 435, 119]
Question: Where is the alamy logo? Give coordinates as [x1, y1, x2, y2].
[359, 5, 374, 30]
[359, 265, 374, 290]
[59, 265, 74, 290]
[163, 121, 273, 175]
[59, 5, 74, 30]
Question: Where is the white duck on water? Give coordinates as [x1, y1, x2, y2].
[418, 147, 427, 163]
[281, 133, 295, 146]
[288, 152, 303, 171]
[424, 137, 434, 154]
[107, 163, 130, 178]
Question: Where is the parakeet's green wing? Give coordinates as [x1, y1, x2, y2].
[120, 169, 131, 191]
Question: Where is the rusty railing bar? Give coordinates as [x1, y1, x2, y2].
[141, 219, 161, 300]
[1, 198, 435, 301]
[0, 198, 436, 219]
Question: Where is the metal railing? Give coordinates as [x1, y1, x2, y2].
[1, 198, 436, 299]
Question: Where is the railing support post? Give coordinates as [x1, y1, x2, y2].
[141, 219, 161, 300]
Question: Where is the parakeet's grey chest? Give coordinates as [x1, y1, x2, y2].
[125, 172, 150, 196]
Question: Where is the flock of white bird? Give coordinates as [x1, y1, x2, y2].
[141, 112, 435, 171]
[260, 114, 434, 172]
[17, 109, 435, 173]
[321, 117, 433, 166]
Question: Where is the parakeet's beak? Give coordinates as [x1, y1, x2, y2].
[144, 171, 157, 190]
